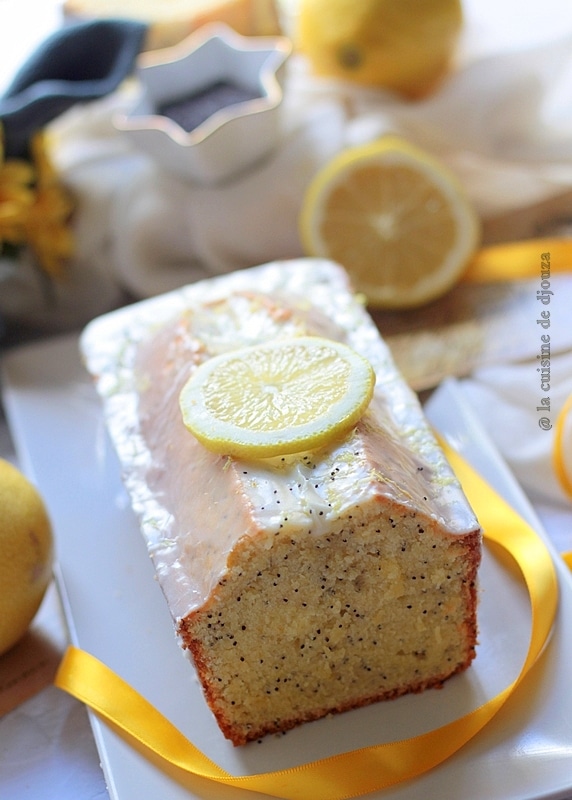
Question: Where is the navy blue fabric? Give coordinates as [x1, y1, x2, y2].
[0, 19, 147, 158]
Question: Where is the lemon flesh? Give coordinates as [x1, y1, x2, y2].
[0, 459, 53, 656]
[179, 336, 375, 458]
[299, 136, 480, 309]
[297, 0, 463, 98]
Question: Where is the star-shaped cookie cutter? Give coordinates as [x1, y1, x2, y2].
[114, 23, 291, 184]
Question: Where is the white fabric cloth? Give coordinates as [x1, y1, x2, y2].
[2, 4, 572, 326]
[461, 278, 572, 514]
[462, 353, 572, 509]
[45, 32, 572, 304]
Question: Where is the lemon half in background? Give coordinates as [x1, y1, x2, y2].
[299, 136, 481, 310]
[296, 0, 463, 98]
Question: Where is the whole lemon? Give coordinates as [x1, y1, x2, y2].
[0, 459, 53, 656]
[297, 0, 463, 98]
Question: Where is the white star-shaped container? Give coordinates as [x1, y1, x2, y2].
[114, 23, 291, 185]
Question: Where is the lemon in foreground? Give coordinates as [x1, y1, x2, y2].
[299, 136, 480, 310]
[179, 336, 375, 458]
[297, 0, 463, 98]
[0, 459, 53, 656]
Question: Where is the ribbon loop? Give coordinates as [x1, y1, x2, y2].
[553, 393, 572, 500]
[54, 442, 559, 800]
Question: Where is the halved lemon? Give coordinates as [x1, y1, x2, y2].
[179, 336, 375, 458]
[299, 136, 480, 309]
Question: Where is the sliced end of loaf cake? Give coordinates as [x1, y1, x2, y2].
[182, 498, 480, 745]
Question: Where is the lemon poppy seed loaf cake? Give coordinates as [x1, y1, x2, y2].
[81, 258, 481, 746]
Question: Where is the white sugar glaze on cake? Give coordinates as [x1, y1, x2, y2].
[81, 259, 478, 624]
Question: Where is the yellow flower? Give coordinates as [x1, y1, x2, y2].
[24, 133, 75, 279]
[25, 185, 75, 279]
[0, 135, 35, 245]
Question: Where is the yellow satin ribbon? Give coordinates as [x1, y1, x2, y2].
[462, 237, 572, 282]
[553, 392, 572, 500]
[54, 442, 559, 800]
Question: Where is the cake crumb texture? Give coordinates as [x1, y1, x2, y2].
[182, 503, 479, 744]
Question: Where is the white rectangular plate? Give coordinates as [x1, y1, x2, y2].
[2, 334, 572, 800]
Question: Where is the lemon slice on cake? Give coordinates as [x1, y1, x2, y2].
[179, 336, 375, 458]
[299, 136, 480, 310]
